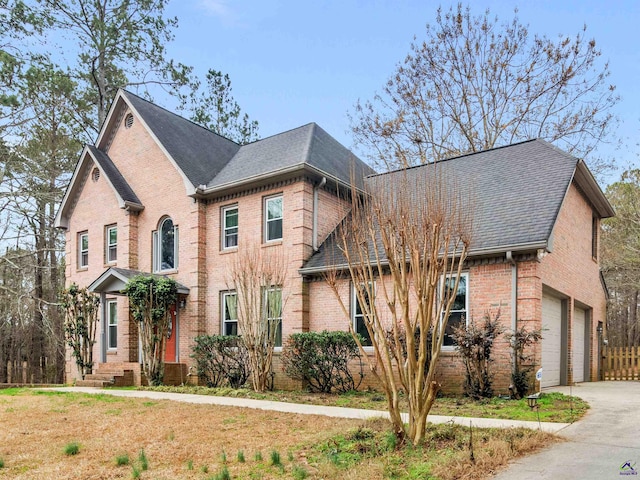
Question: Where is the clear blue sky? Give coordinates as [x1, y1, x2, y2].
[164, 0, 638, 182]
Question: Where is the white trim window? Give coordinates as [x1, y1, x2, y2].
[78, 232, 89, 268]
[265, 287, 282, 347]
[222, 291, 238, 336]
[222, 205, 239, 249]
[107, 299, 117, 350]
[106, 225, 117, 263]
[153, 217, 178, 272]
[442, 272, 469, 347]
[264, 195, 283, 242]
[351, 282, 374, 346]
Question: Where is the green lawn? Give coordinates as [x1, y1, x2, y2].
[133, 385, 588, 423]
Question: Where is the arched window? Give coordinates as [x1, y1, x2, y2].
[153, 217, 178, 272]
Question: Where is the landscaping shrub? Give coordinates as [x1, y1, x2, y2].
[452, 310, 504, 399]
[506, 326, 542, 399]
[281, 331, 364, 393]
[191, 335, 251, 388]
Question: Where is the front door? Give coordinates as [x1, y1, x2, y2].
[165, 304, 177, 362]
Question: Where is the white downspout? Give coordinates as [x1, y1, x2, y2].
[312, 177, 327, 251]
[506, 251, 517, 374]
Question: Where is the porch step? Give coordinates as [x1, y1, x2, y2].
[76, 369, 135, 387]
[75, 379, 112, 388]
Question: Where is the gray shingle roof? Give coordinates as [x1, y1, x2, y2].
[122, 91, 240, 187]
[88, 146, 142, 206]
[207, 123, 374, 190]
[121, 92, 373, 191]
[302, 139, 607, 273]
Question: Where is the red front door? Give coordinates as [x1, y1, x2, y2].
[165, 304, 177, 362]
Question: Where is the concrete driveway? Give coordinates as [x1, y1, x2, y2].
[492, 381, 640, 479]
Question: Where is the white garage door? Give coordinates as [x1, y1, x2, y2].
[541, 293, 562, 387]
[573, 307, 586, 383]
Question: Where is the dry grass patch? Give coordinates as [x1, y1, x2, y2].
[0, 389, 558, 479]
[0, 390, 356, 479]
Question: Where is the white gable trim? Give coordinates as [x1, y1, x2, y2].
[55, 146, 94, 229]
[54, 146, 142, 229]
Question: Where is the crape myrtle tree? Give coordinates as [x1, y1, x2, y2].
[325, 168, 472, 445]
[124, 275, 178, 386]
[226, 245, 287, 393]
[351, 4, 618, 174]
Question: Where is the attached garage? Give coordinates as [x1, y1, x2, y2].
[541, 293, 563, 387]
[573, 307, 587, 383]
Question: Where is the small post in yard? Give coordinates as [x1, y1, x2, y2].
[527, 393, 542, 430]
[535, 367, 543, 394]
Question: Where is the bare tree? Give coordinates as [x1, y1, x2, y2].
[60, 284, 99, 380]
[325, 168, 472, 445]
[601, 169, 640, 346]
[352, 4, 618, 174]
[227, 245, 287, 393]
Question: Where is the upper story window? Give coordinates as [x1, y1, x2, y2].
[78, 232, 88, 269]
[222, 291, 238, 336]
[442, 273, 469, 348]
[351, 282, 374, 346]
[264, 195, 283, 242]
[222, 205, 238, 250]
[105, 225, 117, 263]
[153, 217, 178, 272]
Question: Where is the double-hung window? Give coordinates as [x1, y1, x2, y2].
[265, 287, 282, 347]
[264, 195, 283, 242]
[106, 225, 117, 263]
[78, 232, 89, 268]
[222, 292, 238, 336]
[222, 206, 238, 249]
[153, 217, 178, 272]
[107, 299, 117, 349]
[351, 282, 374, 346]
[442, 272, 469, 347]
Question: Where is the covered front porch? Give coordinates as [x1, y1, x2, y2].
[74, 267, 190, 387]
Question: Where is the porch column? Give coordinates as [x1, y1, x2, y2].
[100, 291, 107, 364]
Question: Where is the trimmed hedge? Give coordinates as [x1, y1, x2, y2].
[191, 335, 250, 388]
[281, 331, 364, 393]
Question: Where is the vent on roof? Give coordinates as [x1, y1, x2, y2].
[92, 167, 100, 182]
[124, 113, 134, 129]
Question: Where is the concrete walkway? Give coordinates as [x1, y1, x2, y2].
[45, 386, 569, 433]
[492, 381, 640, 479]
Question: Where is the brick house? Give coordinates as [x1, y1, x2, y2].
[55, 90, 613, 392]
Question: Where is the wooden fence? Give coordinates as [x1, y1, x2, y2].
[602, 345, 640, 381]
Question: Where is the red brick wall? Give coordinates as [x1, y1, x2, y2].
[539, 182, 607, 383]
[65, 106, 204, 381]
[307, 261, 517, 395]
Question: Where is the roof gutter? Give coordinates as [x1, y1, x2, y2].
[192, 164, 367, 199]
[299, 241, 548, 276]
[506, 251, 518, 378]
